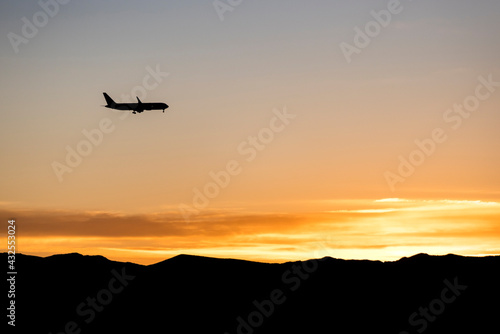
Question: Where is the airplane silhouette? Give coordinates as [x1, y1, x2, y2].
[103, 92, 169, 114]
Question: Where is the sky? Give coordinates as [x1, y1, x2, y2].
[1, 0, 499, 264]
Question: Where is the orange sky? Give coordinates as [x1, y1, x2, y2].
[1, 1, 499, 264]
[3, 198, 499, 265]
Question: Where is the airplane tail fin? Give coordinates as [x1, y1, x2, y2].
[103, 92, 116, 107]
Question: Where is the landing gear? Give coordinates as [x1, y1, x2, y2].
[132, 111, 136, 114]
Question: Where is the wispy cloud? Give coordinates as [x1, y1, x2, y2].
[2, 198, 499, 264]
[374, 198, 411, 203]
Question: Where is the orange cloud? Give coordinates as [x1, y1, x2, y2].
[2, 198, 499, 265]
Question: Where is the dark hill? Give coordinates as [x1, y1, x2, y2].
[3, 253, 499, 333]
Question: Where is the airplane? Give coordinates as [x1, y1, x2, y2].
[102, 92, 169, 114]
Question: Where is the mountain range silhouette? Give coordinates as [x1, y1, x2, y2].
[4, 252, 499, 333]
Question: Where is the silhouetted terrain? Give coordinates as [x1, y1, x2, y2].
[4, 252, 499, 333]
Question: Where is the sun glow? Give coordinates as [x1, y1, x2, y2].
[6, 198, 499, 265]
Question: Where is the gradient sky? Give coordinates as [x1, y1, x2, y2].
[1, 0, 499, 264]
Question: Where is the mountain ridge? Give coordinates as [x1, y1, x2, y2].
[4, 252, 499, 333]
[8, 251, 496, 267]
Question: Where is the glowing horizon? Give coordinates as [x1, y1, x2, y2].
[1, 1, 499, 266]
[4, 197, 499, 265]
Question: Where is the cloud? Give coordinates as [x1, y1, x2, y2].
[331, 209, 397, 213]
[0, 209, 317, 238]
[374, 198, 411, 203]
[2, 199, 499, 264]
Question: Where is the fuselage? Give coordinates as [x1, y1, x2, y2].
[106, 102, 168, 111]
[102, 92, 169, 114]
